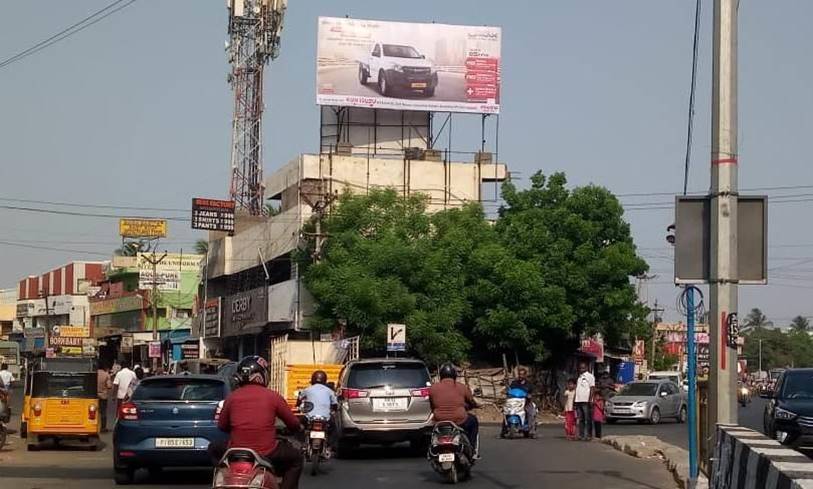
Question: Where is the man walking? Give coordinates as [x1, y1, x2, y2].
[574, 362, 595, 441]
[112, 361, 137, 414]
[97, 363, 113, 432]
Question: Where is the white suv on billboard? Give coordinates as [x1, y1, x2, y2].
[359, 43, 438, 97]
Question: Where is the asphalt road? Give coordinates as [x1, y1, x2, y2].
[318, 66, 468, 102]
[1, 388, 676, 489]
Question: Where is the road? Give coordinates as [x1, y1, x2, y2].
[1, 388, 676, 489]
[318, 66, 468, 102]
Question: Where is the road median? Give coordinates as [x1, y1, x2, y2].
[601, 434, 708, 489]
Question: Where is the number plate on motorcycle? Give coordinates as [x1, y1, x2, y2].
[372, 397, 408, 412]
[309, 431, 326, 439]
[155, 438, 194, 448]
[438, 453, 455, 462]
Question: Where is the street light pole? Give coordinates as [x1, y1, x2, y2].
[708, 0, 739, 461]
[758, 339, 763, 373]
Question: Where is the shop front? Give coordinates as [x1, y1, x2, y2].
[220, 287, 268, 360]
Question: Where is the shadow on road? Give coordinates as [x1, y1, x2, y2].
[1, 465, 211, 485]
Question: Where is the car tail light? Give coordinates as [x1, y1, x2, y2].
[214, 400, 224, 422]
[338, 388, 369, 399]
[33, 403, 42, 417]
[119, 402, 139, 421]
[411, 387, 430, 398]
[119, 451, 136, 457]
[88, 404, 97, 420]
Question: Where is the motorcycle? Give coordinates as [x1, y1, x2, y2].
[501, 387, 535, 438]
[738, 384, 752, 407]
[303, 415, 330, 476]
[427, 421, 475, 484]
[212, 448, 278, 489]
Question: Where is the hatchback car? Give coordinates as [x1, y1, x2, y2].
[113, 375, 230, 484]
[605, 380, 687, 425]
[335, 358, 433, 454]
[763, 368, 813, 447]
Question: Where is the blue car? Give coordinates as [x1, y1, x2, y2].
[113, 374, 230, 485]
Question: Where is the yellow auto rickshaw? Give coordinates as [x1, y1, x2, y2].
[23, 357, 99, 450]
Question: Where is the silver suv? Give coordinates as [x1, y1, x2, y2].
[335, 358, 433, 454]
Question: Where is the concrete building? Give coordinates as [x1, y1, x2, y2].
[203, 149, 507, 359]
[0, 288, 16, 338]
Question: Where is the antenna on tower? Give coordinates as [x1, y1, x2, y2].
[226, 0, 287, 216]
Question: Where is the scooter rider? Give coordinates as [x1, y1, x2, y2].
[429, 363, 480, 457]
[297, 370, 338, 452]
[508, 367, 537, 438]
[209, 355, 304, 489]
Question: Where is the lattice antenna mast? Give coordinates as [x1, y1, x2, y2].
[226, 0, 286, 215]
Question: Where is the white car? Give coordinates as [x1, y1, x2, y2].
[359, 43, 438, 97]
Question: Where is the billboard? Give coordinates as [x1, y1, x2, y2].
[136, 253, 202, 291]
[192, 198, 236, 234]
[119, 219, 167, 238]
[317, 17, 501, 114]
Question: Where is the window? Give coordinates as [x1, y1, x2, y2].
[346, 362, 430, 389]
[132, 378, 226, 402]
[32, 372, 95, 399]
[372, 44, 380, 57]
[620, 383, 658, 396]
[382, 44, 422, 59]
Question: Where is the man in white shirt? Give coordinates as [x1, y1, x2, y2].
[0, 363, 14, 388]
[574, 362, 596, 441]
[112, 361, 138, 413]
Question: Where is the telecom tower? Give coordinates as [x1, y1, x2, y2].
[226, 0, 286, 215]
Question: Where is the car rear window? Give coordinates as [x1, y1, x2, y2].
[132, 378, 226, 401]
[32, 372, 95, 398]
[346, 362, 430, 389]
[619, 383, 658, 396]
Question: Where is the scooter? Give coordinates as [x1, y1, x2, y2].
[501, 387, 535, 438]
[304, 415, 330, 476]
[427, 421, 475, 484]
[212, 448, 278, 489]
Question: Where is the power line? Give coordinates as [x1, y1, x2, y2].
[0, 196, 187, 213]
[0, 240, 109, 257]
[0, 0, 138, 70]
[0, 204, 189, 222]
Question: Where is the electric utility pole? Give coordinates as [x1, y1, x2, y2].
[708, 0, 739, 455]
[142, 251, 168, 372]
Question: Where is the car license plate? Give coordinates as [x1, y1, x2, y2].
[310, 431, 326, 439]
[155, 438, 195, 448]
[411, 82, 427, 88]
[372, 397, 408, 412]
[438, 453, 455, 462]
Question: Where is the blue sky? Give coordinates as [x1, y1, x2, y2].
[2, 1, 813, 324]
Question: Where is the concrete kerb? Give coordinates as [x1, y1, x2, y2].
[601, 435, 709, 489]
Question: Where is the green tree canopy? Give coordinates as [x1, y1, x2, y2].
[743, 307, 773, 331]
[790, 315, 810, 333]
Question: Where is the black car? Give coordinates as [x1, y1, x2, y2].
[762, 368, 813, 447]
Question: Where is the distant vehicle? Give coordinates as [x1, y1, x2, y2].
[113, 375, 230, 485]
[335, 358, 432, 455]
[359, 43, 438, 97]
[738, 382, 752, 406]
[168, 358, 230, 375]
[605, 380, 687, 425]
[648, 371, 688, 392]
[762, 368, 813, 447]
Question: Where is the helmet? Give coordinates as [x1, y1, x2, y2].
[439, 363, 457, 380]
[236, 355, 269, 387]
[311, 370, 328, 385]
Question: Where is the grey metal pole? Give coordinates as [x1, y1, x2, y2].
[708, 0, 739, 462]
[758, 339, 762, 373]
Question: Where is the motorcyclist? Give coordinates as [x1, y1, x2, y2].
[209, 356, 304, 489]
[508, 367, 537, 438]
[429, 363, 480, 458]
[297, 370, 338, 454]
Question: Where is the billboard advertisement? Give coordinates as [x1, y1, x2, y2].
[120, 219, 167, 238]
[317, 17, 501, 114]
[192, 198, 236, 234]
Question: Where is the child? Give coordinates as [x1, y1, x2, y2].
[563, 378, 577, 440]
[593, 390, 606, 439]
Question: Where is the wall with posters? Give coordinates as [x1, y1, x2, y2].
[317, 17, 501, 114]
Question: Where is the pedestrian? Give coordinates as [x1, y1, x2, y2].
[563, 378, 577, 440]
[0, 363, 14, 389]
[574, 362, 595, 441]
[112, 361, 138, 414]
[97, 363, 113, 432]
[592, 390, 605, 439]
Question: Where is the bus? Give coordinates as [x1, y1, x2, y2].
[0, 341, 21, 378]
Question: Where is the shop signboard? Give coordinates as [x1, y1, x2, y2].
[119, 218, 167, 238]
[222, 287, 267, 337]
[579, 336, 605, 364]
[90, 295, 143, 316]
[149, 341, 161, 358]
[180, 342, 200, 360]
[192, 198, 236, 234]
[203, 298, 222, 338]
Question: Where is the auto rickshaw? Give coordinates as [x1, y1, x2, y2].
[22, 357, 99, 450]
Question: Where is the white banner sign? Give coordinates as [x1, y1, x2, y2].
[387, 323, 406, 352]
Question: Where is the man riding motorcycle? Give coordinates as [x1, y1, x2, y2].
[297, 370, 338, 453]
[209, 356, 304, 489]
[507, 367, 537, 438]
[429, 363, 480, 458]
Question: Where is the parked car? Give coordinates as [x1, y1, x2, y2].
[335, 358, 433, 455]
[605, 380, 687, 425]
[359, 42, 438, 97]
[762, 368, 813, 447]
[113, 375, 230, 485]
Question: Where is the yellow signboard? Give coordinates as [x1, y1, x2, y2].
[53, 325, 91, 338]
[119, 219, 167, 238]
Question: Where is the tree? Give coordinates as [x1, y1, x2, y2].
[742, 308, 773, 331]
[194, 239, 209, 255]
[114, 242, 141, 257]
[790, 315, 810, 333]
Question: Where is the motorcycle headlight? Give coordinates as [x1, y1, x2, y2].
[740, 388, 749, 395]
[776, 407, 798, 421]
